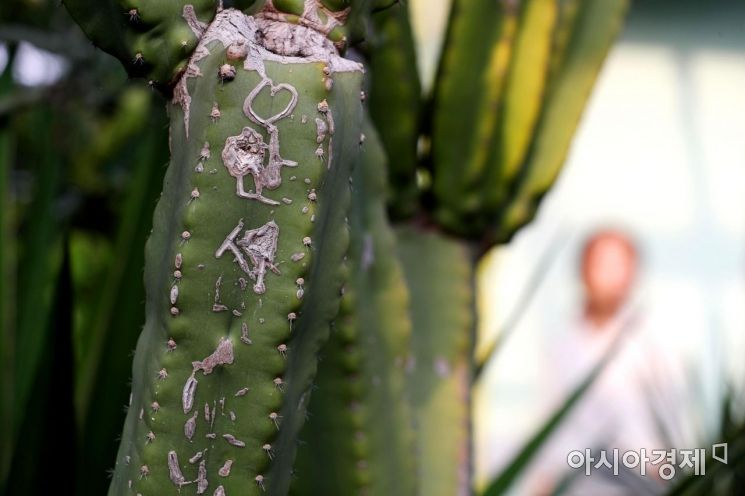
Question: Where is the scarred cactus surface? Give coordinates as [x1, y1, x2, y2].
[293, 120, 416, 495]
[106, 7, 363, 495]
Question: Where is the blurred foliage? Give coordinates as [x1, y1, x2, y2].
[658, 360, 745, 495]
[0, 1, 169, 494]
[666, 395, 745, 495]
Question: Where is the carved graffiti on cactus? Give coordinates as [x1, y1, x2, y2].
[222, 78, 299, 205]
[221, 79, 299, 205]
[215, 219, 281, 294]
[222, 126, 278, 205]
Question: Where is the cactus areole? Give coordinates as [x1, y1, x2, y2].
[107, 4, 363, 495]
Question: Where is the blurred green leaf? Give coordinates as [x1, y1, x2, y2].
[73, 96, 169, 495]
[2, 104, 67, 494]
[0, 92, 15, 492]
[12, 109, 65, 430]
[666, 425, 745, 495]
[5, 240, 74, 495]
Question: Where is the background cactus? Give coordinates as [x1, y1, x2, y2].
[430, 0, 628, 242]
[367, 1, 627, 493]
[397, 228, 475, 496]
[365, 4, 420, 218]
[293, 121, 415, 495]
[2, 0, 629, 494]
[65, 0, 221, 89]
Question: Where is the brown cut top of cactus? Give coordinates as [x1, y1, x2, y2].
[256, 0, 351, 51]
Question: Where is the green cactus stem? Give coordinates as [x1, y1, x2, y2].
[64, 0, 221, 87]
[430, 0, 627, 243]
[293, 120, 416, 495]
[485, 0, 557, 203]
[493, 0, 629, 243]
[366, 3, 421, 218]
[430, 0, 519, 233]
[107, 7, 363, 495]
[396, 227, 474, 496]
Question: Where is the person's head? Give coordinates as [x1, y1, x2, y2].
[580, 229, 639, 318]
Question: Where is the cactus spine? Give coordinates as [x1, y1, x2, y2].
[106, 6, 362, 495]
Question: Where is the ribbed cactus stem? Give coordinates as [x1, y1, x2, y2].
[396, 227, 475, 496]
[293, 120, 416, 495]
[108, 8, 362, 495]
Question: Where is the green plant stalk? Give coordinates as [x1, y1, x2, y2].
[546, 0, 581, 83]
[485, 0, 557, 197]
[0, 102, 67, 494]
[667, 424, 745, 495]
[397, 226, 474, 496]
[430, 0, 518, 229]
[495, 0, 629, 242]
[108, 8, 362, 495]
[429, 0, 627, 242]
[0, 51, 15, 487]
[367, 2, 421, 218]
[293, 120, 415, 495]
[10, 106, 66, 461]
[0, 117, 14, 492]
[430, 0, 556, 232]
[9, 236, 74, 494]
[64, 0, 220, 85]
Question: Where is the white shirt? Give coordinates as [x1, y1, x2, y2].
[524, 303, 674, 495]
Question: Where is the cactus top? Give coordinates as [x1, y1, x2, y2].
[257, 0, 351, 47]
[64, 0, 358, 89]
[172, 8, 361, 137]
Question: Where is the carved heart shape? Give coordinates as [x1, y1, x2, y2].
[244, 79, 299, 126]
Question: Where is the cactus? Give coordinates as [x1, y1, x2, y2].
[293, 120, 416, 495]
[430, 0, 520, 232]
[366, 2, 421, 218]
[493, 0, 629, 241]
[64, 0, 221, 89]
[65, 4, 365, 494]
[431, 0, 628, 242]
[396, 227, 475, 496]
[50, 0, 630, 494]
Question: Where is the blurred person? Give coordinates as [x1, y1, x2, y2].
[525, 229, 673, 495]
